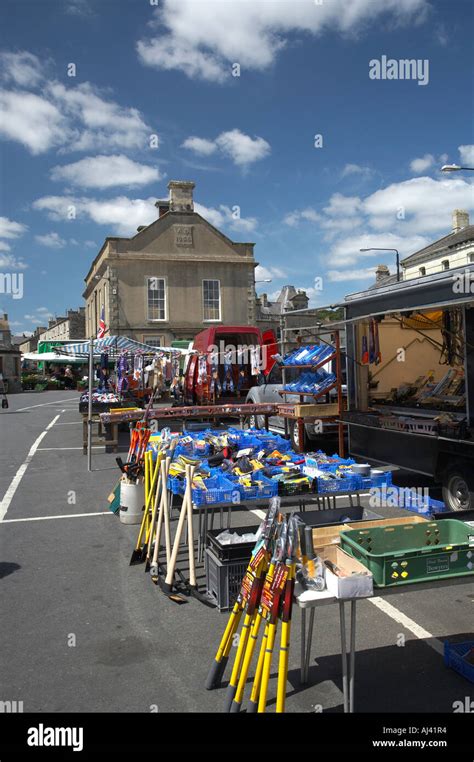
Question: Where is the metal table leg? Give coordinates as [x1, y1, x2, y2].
[349, 600, 356, 713]
[300, 608, 306, 684]
[339, 601, 349, 714]
[304, 608, 315, 683]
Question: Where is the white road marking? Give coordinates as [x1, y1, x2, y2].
[368, 597, 444, 655]
[1, 511, 114, 524]
[15, 397, 77, 412]
[0, 413, 61, 521]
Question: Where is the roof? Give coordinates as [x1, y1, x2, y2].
[258, 285, 308, 316]
[56, 336, 188, 358]
[401, 225, 474, 266]
[84, 209, 255, 286]
[344, 264, 474, 319]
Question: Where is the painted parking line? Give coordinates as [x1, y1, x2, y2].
[368, 597, 444, 655]
[0, 413, 61, 521]
[1, 511, 115, 523]
[15, 397, 78, 412]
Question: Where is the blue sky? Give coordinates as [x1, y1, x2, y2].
[0, 0, 473, 334]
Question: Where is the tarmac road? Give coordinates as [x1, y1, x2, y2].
[0, 391, 473, 714]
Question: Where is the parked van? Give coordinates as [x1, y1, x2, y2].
[183, 325, 277, 405]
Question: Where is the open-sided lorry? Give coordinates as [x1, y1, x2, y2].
[343, 266, 474, 510]
[183, 325, 277, 405]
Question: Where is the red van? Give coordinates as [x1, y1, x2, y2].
[183, 325, 277, 405]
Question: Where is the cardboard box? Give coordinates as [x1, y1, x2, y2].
[311, 515, 428, 549]
[317, 545, 373, 599]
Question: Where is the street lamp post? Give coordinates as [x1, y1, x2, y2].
[360, 247, 400, 282]
[441, 164, 474, 172]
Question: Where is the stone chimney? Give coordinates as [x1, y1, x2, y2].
[154, 200, 169, 219]
[260, 293, 268, 307]
[452, 209, 469, 233]
[168, 181, 195, 213]
[375, 264, 390, 283]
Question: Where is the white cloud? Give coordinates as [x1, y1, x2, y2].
[323, 194, 362, 217]
[0, 253, 28, 269]
[33, 194, 158, 236]
[0, 56, 153, 155]
[195, 203, 257, 234]
[329, 232, 429, 268]
[0, 216, 27, 239]
[459, 144, 474, 166]
[363, 176, 474, 235]
[0, 51, 44, 87]
[84, 240, 97, 248]
[341, 163, 372, 177]
[255, 264, 287, 281]
[215, 130, 270, 167]
[137, 0, 429, 82]
[51, 154, 162, 189]
[181, 136, 217, 156]
[0, 90, 70, 155]
[410, 154, 434, 173]
[283, 208, 322, 227]
[37, 307, 52, 313]
[64, 0, 94, 17]
[183, 129, 270, 167]
[35, 232, 67, 248]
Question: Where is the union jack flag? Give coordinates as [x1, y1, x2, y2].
[97, 306, 106, 339]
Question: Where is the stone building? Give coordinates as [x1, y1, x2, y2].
[401, 209, 474, 280]
[83, 181, 256, 346]
[37, 308, 85, 344]
[18, 326, 46, 355]
[256, 285, 325, 338]
[0, 313, 21, 392]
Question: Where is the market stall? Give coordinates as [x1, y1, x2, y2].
[55, 336, 189, 469]
[342, 267, 474, 510]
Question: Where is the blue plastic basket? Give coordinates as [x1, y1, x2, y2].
[316, 475, 360, 493]
[192, 473, 236, 505]
[230, 472, 278, 501]
[444, 640, 474, 683]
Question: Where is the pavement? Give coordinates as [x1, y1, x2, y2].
[0, 391, 473, 714]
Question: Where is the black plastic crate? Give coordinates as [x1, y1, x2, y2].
[293, 506, 381, 528]
[205, 548, 249, 611]
[206, 525, 259, 562]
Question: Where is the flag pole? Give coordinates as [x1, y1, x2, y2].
[87, 333, 94, 472]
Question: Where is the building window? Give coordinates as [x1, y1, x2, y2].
[146, 336, 162, 347]
[147, 277, 166, 321]
[419, 267, 426, 276]
[442, 260, 449, 270]
[469, 253, 474, 263]
[203, 279, 221, 321]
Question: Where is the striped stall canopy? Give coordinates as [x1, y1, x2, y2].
[55, 336, 187, 357]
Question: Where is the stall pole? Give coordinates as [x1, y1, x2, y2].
[335, 329, 345, 457]
[280, 315, 288, 438]
[87, 335, 94, 472]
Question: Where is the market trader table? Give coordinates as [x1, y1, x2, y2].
[296, 574, 474, 713]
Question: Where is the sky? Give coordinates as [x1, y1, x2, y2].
[0, 0, 473, 335]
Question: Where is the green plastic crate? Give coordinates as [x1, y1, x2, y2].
[340, 519, 474, 588]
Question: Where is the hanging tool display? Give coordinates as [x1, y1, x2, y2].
[206, 501, 299, 713]
[205, 499, 280, 692]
